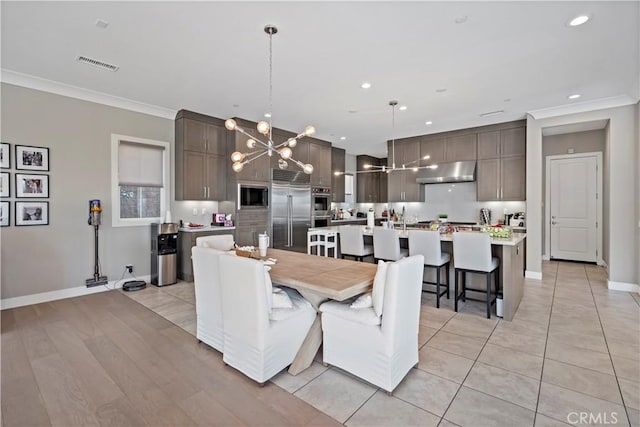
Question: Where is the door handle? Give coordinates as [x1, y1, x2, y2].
[203, 187, 206, 198]
[551, 221, 557, 225]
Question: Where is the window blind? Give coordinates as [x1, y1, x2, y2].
[118, 141, 164, 187]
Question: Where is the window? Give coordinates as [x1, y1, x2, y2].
[111, 134, 170, 227]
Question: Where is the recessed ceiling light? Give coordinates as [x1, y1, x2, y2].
[425, 121, 433, 125]
[95, 19, 109, 29]
[232, 104, 240, 108]
[264, 113, 271, 118]
[504, 98, 511, 102]
[340, 136, 347, 140]
[436, 88, 447, 93]
[348, 110, 358, 114]
[360, 82, 371, 89]
[569, 15, 590, 26]
[568, 94, 581, 99]
[454, 16, 468, 24]
[399, 105, 407, 111]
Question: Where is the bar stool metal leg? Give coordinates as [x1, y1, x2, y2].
[436, 266, 441, 309]
[454, 269, 459, 312]
[486, 271, 492, 319]
[445, 263, 450, 299]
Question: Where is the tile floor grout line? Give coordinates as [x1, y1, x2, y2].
[533, 260, 558, 425]
[437, 307, 501, 422]
[584, 264, 633, 426]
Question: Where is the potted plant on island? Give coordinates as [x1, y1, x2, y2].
[438, 213, 448, 223]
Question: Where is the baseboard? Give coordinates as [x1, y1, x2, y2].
[1, 275, 151, 310]
[607, 280, 639, 293]
[525, 270, 543, 280]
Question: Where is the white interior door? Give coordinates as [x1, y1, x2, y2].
[549, 156, 597, 262]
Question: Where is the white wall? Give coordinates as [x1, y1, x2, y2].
[527, 104, 638, 287]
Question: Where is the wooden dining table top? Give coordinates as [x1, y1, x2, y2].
[265, 248, 377, 301]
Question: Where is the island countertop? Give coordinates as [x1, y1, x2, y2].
[178, 226, 236, 233]
[310, 225, 526, 246]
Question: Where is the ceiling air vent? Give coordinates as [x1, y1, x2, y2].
[76, 55, 119, 72]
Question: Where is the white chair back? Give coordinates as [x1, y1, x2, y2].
[408, 230, 442, 265]
[191, 246, 226, 352]
[381, 255, 424, 342]
[373, 228, 402, 261]
[339, 226, 366, 256]
[453, 232, 493, 272]
[196, 234, 235, 251]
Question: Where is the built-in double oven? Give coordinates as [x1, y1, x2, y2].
[311, 187, 331, 228]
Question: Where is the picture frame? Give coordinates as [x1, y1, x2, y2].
[16, 173, 49, 198]
[0, 201, 9, 226]
[16, 201, 48, 226]
[16, 145, 49, 171]
[0, 143, 10, 169]
[0, 172, 9, 197]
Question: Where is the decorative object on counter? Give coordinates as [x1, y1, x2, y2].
[481, 225, 513, 239]
[367, 208, 375, 229]
[214, 212, 226, 225]
[480, 208, 491, 225]
[164, 210, 172, 224]
[235, 245, 257, 258]
[438, 213, 448, 222]
[225, 25, 315, 175]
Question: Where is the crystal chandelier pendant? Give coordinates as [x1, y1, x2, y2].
[226, 25, 315, 174]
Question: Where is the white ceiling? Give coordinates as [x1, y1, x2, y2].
[2, 1, 639, 157]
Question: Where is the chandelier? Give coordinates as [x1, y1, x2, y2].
[225, 25, 315, 175]
[358, 100, 438, 174]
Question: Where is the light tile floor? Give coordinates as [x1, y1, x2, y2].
[124, 261, 640, 426]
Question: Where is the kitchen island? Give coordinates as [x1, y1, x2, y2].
[311, 225, 526, 320]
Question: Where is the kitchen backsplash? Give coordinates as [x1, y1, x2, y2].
[350, 182, 525, 224]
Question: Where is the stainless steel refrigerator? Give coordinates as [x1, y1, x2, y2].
[271, 170, 311, 253]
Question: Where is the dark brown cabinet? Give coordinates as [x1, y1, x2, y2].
[445, 133, 477, 161]
[309, 141, 332, 187]
[177, 228, 236, 281]
[175, 110, 227, 201]
[420, 137, 446, 165]
[476, 125, 526, 201]
[331, 147, 346, 202]
[387, 138, 424, 202]
[356, 155, 384, 203]
[235, 209, 269, 247]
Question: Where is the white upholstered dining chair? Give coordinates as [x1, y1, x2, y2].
[196, 234, 235, 250]
[191, 245, 226, 352]
[319, 255, 424, 393]
[373, 227, 409, 262]
[408, 230, 450, 308]
[218, 255, 316, 384]
[452, 232, 499, 319]
[339, 226, 374, 262]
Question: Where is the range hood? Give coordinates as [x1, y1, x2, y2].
[416, 160, 476, 184]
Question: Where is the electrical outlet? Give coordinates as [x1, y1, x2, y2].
[126, 264, 133, 273]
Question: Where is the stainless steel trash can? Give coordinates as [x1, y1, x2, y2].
[151, 223, 178, 286]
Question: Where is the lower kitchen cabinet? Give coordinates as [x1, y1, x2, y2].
[477, 156, 525, 201]
[235, 209, 269, 247]
[177, 228, 236, 281]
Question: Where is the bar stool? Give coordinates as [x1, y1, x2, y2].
[339, 226, 374, 262]
[452, 232, 499, 319]
[408, 230, 450, 308]
[307, 230, 338, 258]
[373, 228, 409, 262]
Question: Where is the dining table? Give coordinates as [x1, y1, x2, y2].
[265, 248, 377, 375]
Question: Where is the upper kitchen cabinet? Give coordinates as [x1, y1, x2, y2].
[387, 138, 424, 202]
[478, 126, 525, 159]
[308, 139, 332, 187]
[331, 147, 345, 202]
[175, 110, 227, 201]
[356, 155, 382, 203]
[477, 156, 525, 201]
[445, 133, 477, 161]
[420, 137, 446, 165]
[230, 118, 270, 182]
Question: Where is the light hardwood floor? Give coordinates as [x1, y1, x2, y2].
[1, 290, 340, 427]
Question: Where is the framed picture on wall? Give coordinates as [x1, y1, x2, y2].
[0, 201, 9, 226]
[16, 145, 49, 171]
[0, 172, 9, 197]
[16, 201, 48, 226]
[0, 143, 10, 169]
[16, 173, 49, 198]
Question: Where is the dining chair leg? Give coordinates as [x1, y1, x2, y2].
[461, 271, 466, 302]
[436, 266, 441, 309]
[445, 262, 450, 299]
[454, 269, 459, 312]
[486, 271, 492, 319]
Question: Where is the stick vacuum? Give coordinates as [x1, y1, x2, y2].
[86, 199, 108, 287]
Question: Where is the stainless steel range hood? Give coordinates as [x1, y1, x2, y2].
[415, 160, 476, 184]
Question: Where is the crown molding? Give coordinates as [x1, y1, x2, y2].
[1, 69, 176, 120]
[528, 95, 638, 120]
